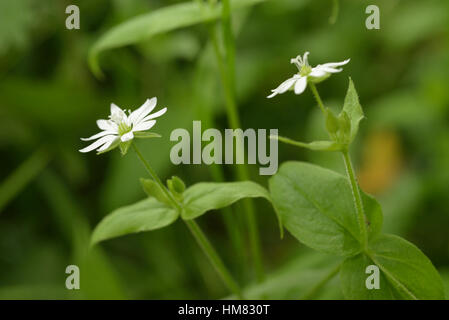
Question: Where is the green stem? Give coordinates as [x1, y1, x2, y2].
[307, 83, 368, 249]
[309, 82, 326, 114]
[131, 143, 180, 210]
[0, 147, 50, 213]
[342, 150, 368, 249]
[185, 219, 243, 299]
[131, 142, 243, 298]
[301, 263, 341, 300]
[208, 1, 265, 282]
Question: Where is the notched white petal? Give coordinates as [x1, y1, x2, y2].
[321, 67, 343, 73]
[267, 76, 298, 98]
[129, 98, 157, 125]
[97, 136, 119, 152]
[294, 76, 307, 95]
[319, 59, 350, 69]
[79, 135, 116, 153]
[110, 103, 123, 115]
[81, 130, 116, 141]
[133, 120, 156, 132]
[309, 67, 327, 78]
[141, 107, 167, 122]
[120, 131, 134, 142]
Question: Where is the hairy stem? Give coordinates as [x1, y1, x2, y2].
[306, 84, 368, 249]
[309, 82, 326, 114]
[342, 150, 368, 249]
[131, 142, 243, 298]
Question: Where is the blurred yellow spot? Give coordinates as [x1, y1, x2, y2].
[358, 130, 403, 195]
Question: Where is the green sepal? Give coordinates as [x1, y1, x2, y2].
[337, 111, 352, 144]
[134, 132, 162, 139]
[325, 108, 340, 139]
[167, 176, 186, 201]
[140, 178, 173, 207]
[119, 140, 132, 155]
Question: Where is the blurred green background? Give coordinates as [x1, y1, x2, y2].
[1, 0, 449, 299]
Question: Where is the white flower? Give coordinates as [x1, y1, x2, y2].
[79, 97, 166, 154]
[267, 52, 350, 98]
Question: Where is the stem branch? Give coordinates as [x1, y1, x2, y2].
[132, 142, 243, 298]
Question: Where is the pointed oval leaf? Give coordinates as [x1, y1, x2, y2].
[181, 181, 271, 220]
[269, 161, 382, 257]
[341, 78, 364, 143]
[341, 234, 445, 300]
[89, 0, 266, 77]
[91, 198, 179, 245]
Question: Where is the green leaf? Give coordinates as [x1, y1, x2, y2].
[91, 198, 179, 245]
[140, 178, 172, 207]
[182, 181, 272, 220]
[269, 161, 382, 257]
[340, 234, 445, 300]
[89, 0, 266, 77]
[273, 135, 344, 152]
[341, 78, 364, 144]
[134, 132, 161, 139]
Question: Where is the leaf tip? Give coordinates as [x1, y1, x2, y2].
[88, 49, 105, 80]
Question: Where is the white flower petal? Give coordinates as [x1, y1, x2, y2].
[128, 98, 157, 125]
[120, 131, 134, 142]
[79, 135, 116, 153]
[96, 119, 118, 132]
[141, 107, 167, 122]
[321, 66, 343, 73]
[294, 76, 307, 95]
[267, 76, 298, 98]
[309, 67, 328, 78]
[97, 136, 119, 152]
[81, 130, 116, 141]
[318, 59, 350, 69]
[110, 103, 124, 115]
[267, 91, 278, 99]
[132, 120, 156, 132]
